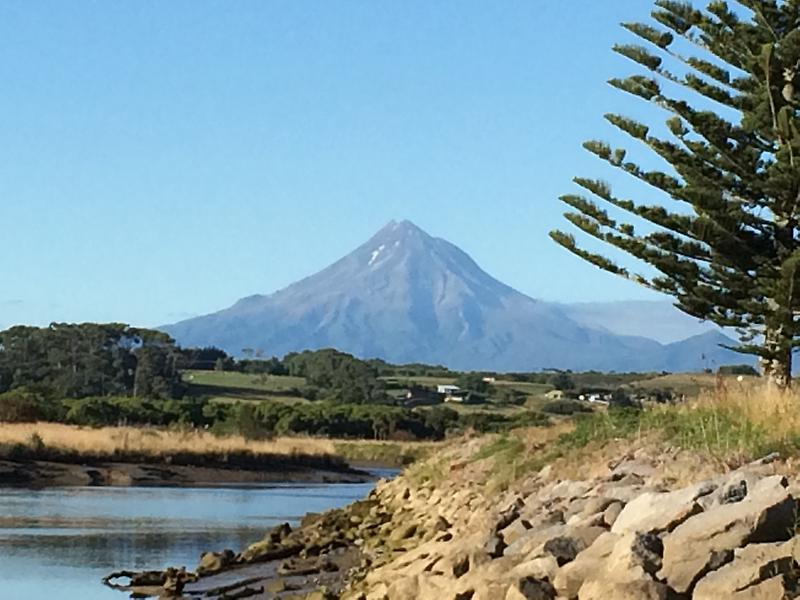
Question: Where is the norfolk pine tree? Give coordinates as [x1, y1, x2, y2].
[550, 0, 800, 388]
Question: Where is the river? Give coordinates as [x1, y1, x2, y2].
[0, 476, 389, 599]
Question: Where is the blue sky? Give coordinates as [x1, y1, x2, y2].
[0, 0, 671, 329]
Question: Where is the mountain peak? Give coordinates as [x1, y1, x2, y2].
[372, 219, 428, 241]
[163, 221, 746, 372]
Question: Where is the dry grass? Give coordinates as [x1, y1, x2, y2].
[0, 422, 437, 469]
[0, 422, 337, 459]
[690, 379, 800, 448]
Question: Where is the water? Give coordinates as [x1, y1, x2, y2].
[0, 476, 389, 600]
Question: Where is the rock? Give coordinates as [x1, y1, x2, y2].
[504, 524, 567, 557]
[577, 530, 669, 599]
[578, 576, 669, 600]
[589, 482, 652, 504]
[542, 480, 593, 503]
[699, 466, 776, 510]
[509, 556, 559, 582]
[611, 480, 715, 535]
[692, 540, 800, 599]
[268, 522, 292, 541]
[581, 497, 616, 516]
[197, 549, 235, 575]
[485, 533, 507, 558]
[722, 479, 748, 504]
[237, 539, 303, 563]
[386, 576, 420, 598]
[659, 475, 796, 594]
[604, 532, 663, 577]
[726, 575, 791, 598]
[389, 522, 418, 543]
[306, 589, 337, 600]
[505, 577, 556, 600]
[602, 502, 623, 528]
[610, 459, 657, 480]
[453, 554, 470, 578]
[161, 567, 192, 597]
[494, 499, 524, 532]
[543, 536, 583, 566]
[553, 532, 619, 598]
[500, 519, 532, 545]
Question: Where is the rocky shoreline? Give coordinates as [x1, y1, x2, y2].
[0, 458, 372, 487]
[103, 433, 800, 599]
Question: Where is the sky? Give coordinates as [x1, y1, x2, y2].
[0, 0, 676, 330]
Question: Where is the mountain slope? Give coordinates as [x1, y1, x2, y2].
[559, 301, 719, 344]
[163, 220, 747, 372]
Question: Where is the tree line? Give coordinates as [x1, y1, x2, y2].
[0, 323, 183, 400]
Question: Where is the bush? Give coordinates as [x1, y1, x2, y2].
[541, 399, 593, 415]
[493, 387, 527, 406]
[459, 411, 550, 434]
[0, 389, 61, 422]
[718, 364, 760, 376]
[62, 396, 211, 428]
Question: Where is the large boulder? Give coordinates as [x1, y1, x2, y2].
[577, 532, 669, 600]
[610, 480, 716, 535]
[505, 577, 557, 600]
[508, 556, 560, 582]
[553, 532, 619, 598]
[659, 475, 797, 594]
[692, 540, 800, 599]
[577, 576, 669, 600]
[196, 549, 235, 575]
[541, 527, 605, 566]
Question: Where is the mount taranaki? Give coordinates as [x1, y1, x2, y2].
[162, 220, 745, 372]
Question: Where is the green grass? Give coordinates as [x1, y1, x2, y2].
[470, 433, 547, 493]
[381, 375, 457, 387]
[333, 441, 436, 467]
[472, 434, 525, 461]
[207, 394, 308, 406]
[556, 407, 787, 465]
[185, 370, 306, 391]
[465, 400, 796, 493]
[492, 380, 554, 395]
[184, 371, 311, 404]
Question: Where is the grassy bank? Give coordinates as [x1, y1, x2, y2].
[333, 440, 438, 467]
[0, 423, 353, 471]
[0, 422, 437, 471]
[459, 383, 800, 493]
[557, 384, 799, 464]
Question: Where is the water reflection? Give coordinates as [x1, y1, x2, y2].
[0, 480, 383, 600]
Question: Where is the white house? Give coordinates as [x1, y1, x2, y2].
[437, 384, 461, 395]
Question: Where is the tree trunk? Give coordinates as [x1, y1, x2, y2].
[760, 337, 792, 390]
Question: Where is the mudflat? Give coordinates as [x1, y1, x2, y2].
[0, 458, 373, 487]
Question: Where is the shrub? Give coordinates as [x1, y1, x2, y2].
[718, 365, 760, 376]
[541, 399, 593, 415]
[0, 389, 60, 422]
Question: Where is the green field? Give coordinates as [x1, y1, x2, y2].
[381, 375, 457, 387]
[492, 380, 554, 395]
[184, 370, 310, 404]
